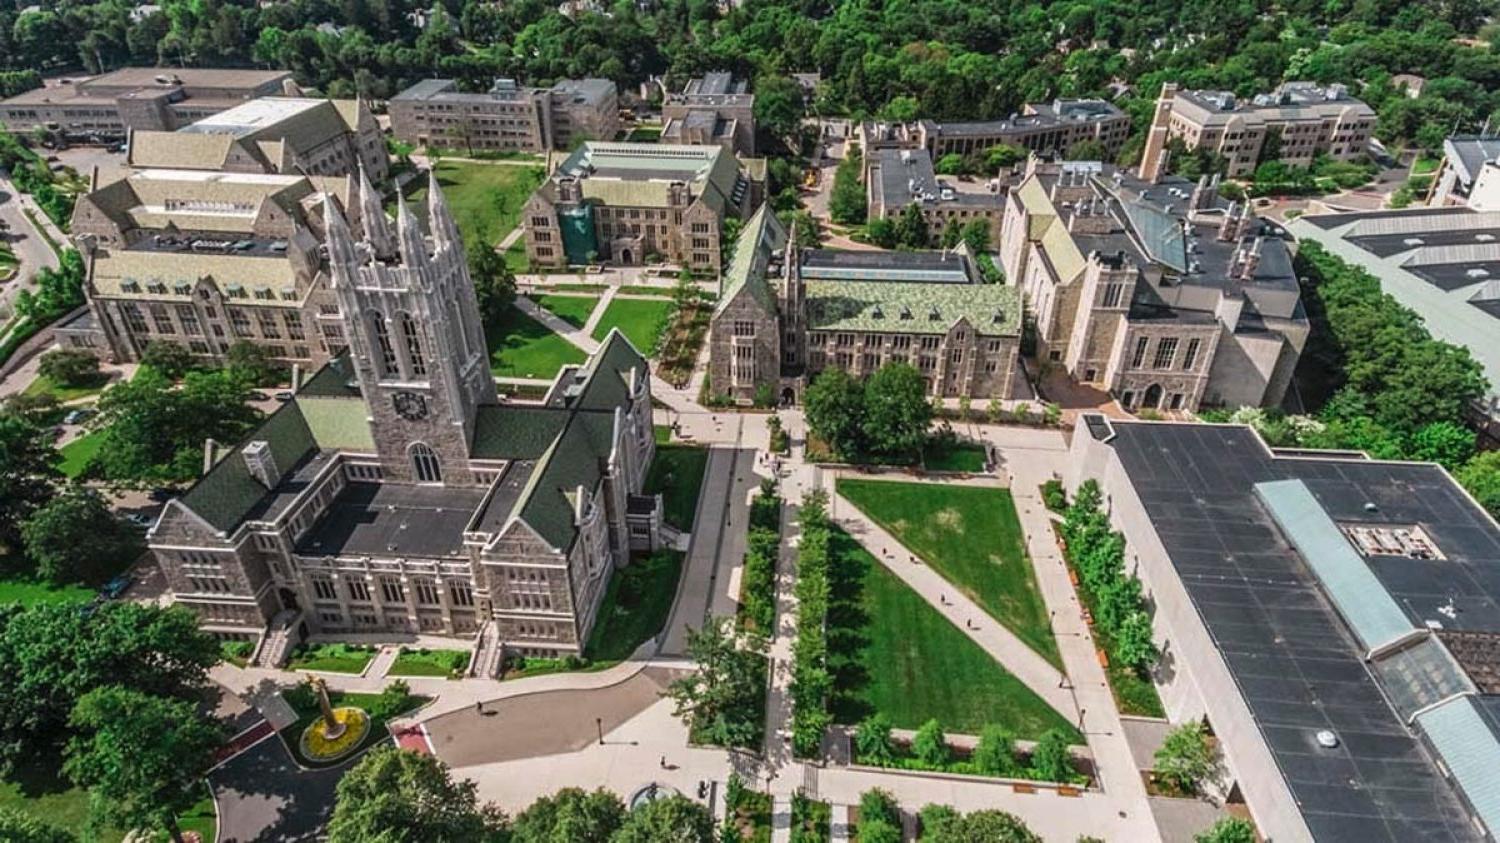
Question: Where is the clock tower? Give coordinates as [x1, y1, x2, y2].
[324, 168, 497, 486]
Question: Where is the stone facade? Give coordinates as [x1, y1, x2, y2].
[389, 78, 619, 154]
[661, 73, 756, 156]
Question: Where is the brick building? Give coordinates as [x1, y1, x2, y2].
[389, 78, 619, 154]
[661, 73, 756, 155]
[865, 148, 1005, 246]
[856, 99, 1131, 162]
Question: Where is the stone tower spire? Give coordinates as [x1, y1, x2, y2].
[426, 171, 462, 253]
[323, 194, 358, 282]
[395, 193, 427, 269]
[358, 165, 395, 260]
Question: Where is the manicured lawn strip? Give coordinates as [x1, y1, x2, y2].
[388, 648, 470, 678]
[655, 424, 672, 444]
[58, 430, 105, 478]
[922, 443, 987, 472]
[0, 757, 125, 842]
[281, 688, 427, 768]
[23, 373, 108, 401]
[617, 286, 675, 296]
[827, 527, 1079, 741]
[486, 304, 587, 379]
[583, 549, 685, 662]
[220, 639, 254, 667]
[542, 283, 609, 292]
[534, 293, 600, 328]
[504, 239, 530, 273]
[158, 783, 215, 843]
[0, 572, 94, 606]
[286, 642, 377, 674]
[625, 125, 662, 142]
[402, 159, 545, 247]
[500, 655, 615, 680]
[836, 480, 1061, 669]
[590, 297, 674, 355]
[644, 445, 709, 531]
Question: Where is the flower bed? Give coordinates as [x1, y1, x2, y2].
[298, 707, 370, 763]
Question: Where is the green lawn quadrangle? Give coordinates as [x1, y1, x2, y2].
[836, 479, 1061, 668]
[590, 298, 674, 356]
[826, 528, 1078, 740]
[534, 293, 600, 329]
[403, 159, 545, 248]
[487, 305, 587, 379]
[58, 430, 105, 478]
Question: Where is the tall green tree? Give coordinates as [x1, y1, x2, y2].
[35, 349, 100, 387]
[512, 786, 623, 843]
[862, 362, 932, 457]
[895, 203, 929, 248]
[91, 366, 260, 485]
[828, 151, 867, 225]
[804, 368, 867, 458]
[1153, 720, 1216, 794]
[139, 341, 195, 380]
[612, 794, 715, 843]
[1195, 817, 1256, 843]
[752, 74, 806, 141]
[0, 413, 61, 549]
[1457, 451, 1500, 519]
[64, 687, 224, 843]
[468, 239, 517, 326]
[665, 616, 766, 749]
[20, 485, 144, 585]
[328, 746, 509, 843]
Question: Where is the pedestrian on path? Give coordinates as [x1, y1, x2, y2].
[659, 755, 666, 769]
[475, 701, 483, 714]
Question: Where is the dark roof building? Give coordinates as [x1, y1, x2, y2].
[1070, 418, 1500, 842]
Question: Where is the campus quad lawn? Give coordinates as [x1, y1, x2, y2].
[403, 159, 545, 247]
[23, 373, 108, 402]
[504, 240, 530, 273]
[590, 298, 674, 355]
[535, 293, 600, 328]
[837, 479, 1062, 669]
[286, 642, 377, 674]
[58, 429, 105, 478]
[487, 305, 587, 379]
[583, 549, 684, 662]
[389, 648, 471, 677]
[644, 445, 709, 531]
[826, 528, 1078, 741]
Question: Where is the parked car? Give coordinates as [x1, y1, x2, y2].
[124, 513, 154, 529]
[99, 574, 133, 600]
[149, 487, 176, 503]
[63, 408, 94, 425]
[248, 391, 271, 402]
[274, 391, 295, 402]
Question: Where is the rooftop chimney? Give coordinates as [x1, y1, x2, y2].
[242, 441, 279, 490]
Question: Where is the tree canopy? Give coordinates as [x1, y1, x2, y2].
[328, 746, 510, 843]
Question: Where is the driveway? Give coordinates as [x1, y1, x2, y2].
[210, 734, 344, 843]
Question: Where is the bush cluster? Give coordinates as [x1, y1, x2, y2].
[789, 490, 833, 757]
[739, 479, 783, 633]
[1060, 481, 1159, 674]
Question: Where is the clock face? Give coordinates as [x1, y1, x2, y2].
[393, 391, 428, 421]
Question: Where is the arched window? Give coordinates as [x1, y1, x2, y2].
[369, 311, 399, 377]
[398, 312, 427, 376]
[410, 443, 442, 483]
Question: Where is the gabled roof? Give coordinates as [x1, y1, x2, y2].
[178, 402, 319, 532]
[805, 278, 1021, 335]
[1014, 176, 1086, 283]
[714, 203, 786, 318]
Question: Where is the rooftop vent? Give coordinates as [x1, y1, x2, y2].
[1403, 237, 1425, 247]
[1315, 730, 1339, 749]
[1477, 233, 1496, 242]
[1465, 267, 1490, 279]
[899, 305, 913, 320]
[871, 305, 884, 319]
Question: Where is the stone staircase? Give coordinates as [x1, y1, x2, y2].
[469, 621, 503, 679]
[254, 610, 302, 668]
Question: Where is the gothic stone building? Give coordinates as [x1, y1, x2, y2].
[521, 142, 762, 275]
[146, 183, 658, 666]
[999, 157, 1309, 412]
[708, 206, 1023, 403]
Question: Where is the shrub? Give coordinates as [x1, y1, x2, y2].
[1028, 729, 1076, 783]
[912, 719, 950, 767]
[1154, 720, 1215, 795]
[855, 714, 895, 765]
[1041, 479, 1067, 512]
[1195, 817, 1256, 843]
[857, 789, 899, 828]
[972, 725, 1021, 777]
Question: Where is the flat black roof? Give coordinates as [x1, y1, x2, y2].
[474, 460, 537, 534]
[1107, 422, 1500, 842]
[295, 482, 487, 559]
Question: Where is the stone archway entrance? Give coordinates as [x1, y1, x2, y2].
[619, 248, 634, 265]
[1141, 383, 1164, 409]
[279, 588, 300, 613]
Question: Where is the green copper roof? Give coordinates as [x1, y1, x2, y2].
[804, 279, 1021, 335]
[714, 203, 786, 318]
[298, 397, 375, 452]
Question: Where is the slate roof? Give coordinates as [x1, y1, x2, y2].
[1442, 136, 1500, 187]
[713, 203, 786, 318]
[804, 279, 1020, 335]
[178, 401, 320, 532]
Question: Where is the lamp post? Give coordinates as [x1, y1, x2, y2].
[596, 717, 604, 745]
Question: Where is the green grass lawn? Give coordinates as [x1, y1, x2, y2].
[837, 480, 1061, 669]
[584, 549, 684, 662]
[590, 298, 674, 356]
[23, 373, 108, 402]
[625, 125, 663, 142]
[0, 560, 94, 606]
[153, 783, 215, 843]
[922, 442, 988, 472]
[655, 424, 672, 444]
[0, 757, 125, 842]
[220, 639, 254, 668]
[644, 445, 709, 531]
[58, 430, 105, 478]
[388, 648, 470, 678]
[535, 293, 600, 328]
[487, 304, 587, 379]
[403, 159, 546, 248]
[826, 528, 1078, 740]
[286, 642, 377, 674]
[504, 239, 530, 273]
[1412, 155, 1441, 176]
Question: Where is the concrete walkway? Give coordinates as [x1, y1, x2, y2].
[513, 293, 602, 354]
[579, 284, 618, 337]
[826, 477, 1079, 723]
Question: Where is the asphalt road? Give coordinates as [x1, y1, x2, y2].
[210, 734, 344, 843]
[0, 183, 59, 319]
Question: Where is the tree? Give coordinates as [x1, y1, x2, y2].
[1407, 421, 1475, 470]
[0, 602, 218, 766]
[1154, 720, 1215, 794]
[665, 616, 766, 749]
[64, 686, 224, 843]
[866, 217, 898, 248]
[469, 238, 517, 327]
[512, 787, 624, 842]
[829, 151, 866, 225]
[895, 203, 929, 248]
[1458, 451, 1500, 519]
[0, 412, 61, 547]
[139, 341, 195, 380]
[613, 794, 715, 843]
[923, 810, 1041, 843]
[1113, 610, 1158, 672]
[0, 807, 74, 843]
[960, 219, 991, 253]
[1065, 139, 1108, 161]
[226, 341, 277, 386]
[328, 746, 509, 843]
[912, 718, 949, 767]
[856, 789, 900, 843]
[1028, 729, 1075, 783]
[20, 485, 144, 585]
[972, 725, 1020, 777]
[855, 713, 895, 765]
[753, 74, 805, 141]
[804, 368, 866, 457]
[984, 144, 1027, 171]
[1195, 817, 1256, 843]
[862, 362, 932, 457]
[92, 366, 260, 485]
[935, 153, 965, 175]
[941, 218, 962, 248]
[36, 349, 100, 387]
[879, 95, 919, 123]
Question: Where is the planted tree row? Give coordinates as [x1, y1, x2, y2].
[789, 489, 832, 758]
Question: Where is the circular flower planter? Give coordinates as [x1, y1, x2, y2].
[299, 707, 371, 763]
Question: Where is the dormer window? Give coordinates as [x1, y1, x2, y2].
[871, 305, 884, 319]
[899, 305, 913, 320]
[928, 307, 941, 321]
